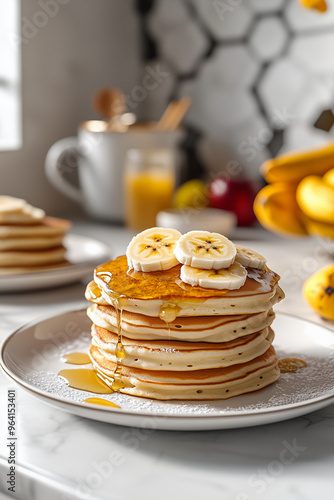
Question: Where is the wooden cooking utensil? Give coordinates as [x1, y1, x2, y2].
[156, 97, 191, 131]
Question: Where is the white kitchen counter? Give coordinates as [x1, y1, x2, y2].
[0, 221, 334, 500]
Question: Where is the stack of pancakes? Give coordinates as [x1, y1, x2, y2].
[85, 255, 284, 400]
[0, 196, 71, 274]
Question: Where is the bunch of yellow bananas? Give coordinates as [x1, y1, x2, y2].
[254, 142, 334, 239]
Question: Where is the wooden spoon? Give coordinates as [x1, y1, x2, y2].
[156, 97, 192, 131]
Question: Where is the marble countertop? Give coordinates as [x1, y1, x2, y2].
[0, 221, 334, 500]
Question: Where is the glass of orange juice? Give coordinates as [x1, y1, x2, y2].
[124, 148, 175, 232]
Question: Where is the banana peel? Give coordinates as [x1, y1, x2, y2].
[261, 142, 334, 184]
[303, 265, 334, 320]
[253, 183, 308, 237]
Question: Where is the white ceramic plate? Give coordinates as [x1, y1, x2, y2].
[0, 234, 111, 292]
[1, 310, 334, 431]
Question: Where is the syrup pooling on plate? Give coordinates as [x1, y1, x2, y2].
[83, 397, 120, 408]
[63, 352, 91, 365]
[58, 352, 120, 406]
[58, 369, 112, 394]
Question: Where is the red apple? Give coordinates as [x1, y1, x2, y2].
[208, 177, 258, 226]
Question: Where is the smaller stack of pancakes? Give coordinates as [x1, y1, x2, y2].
[0, 196, 71, 274]
[85, 228, 284, 400]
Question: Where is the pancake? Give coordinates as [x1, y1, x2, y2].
[93, 256, 284, 317]
[87, 303, 276, 342]
[0, 216, 71, 238]
[89, 344, 280, 400]
[85, 237, 284, 401]
[0, 260, 71, 275]
[0, 235, 64, 251]
[0, 246, 66, 267]
[0, 197, 71, 272]
[91, 324, 275, 371]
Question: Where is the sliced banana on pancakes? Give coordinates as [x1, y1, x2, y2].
[126, 227, 182, 272]
[127, 228, 265, 291]
[0, 196, 45, 223]
[235, 245, 267, 270]
[174, 230, 236, 269]
[0, 196, 26, 213]
[180, 261, 247, 290]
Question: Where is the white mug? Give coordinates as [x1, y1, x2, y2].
[45, 121, 183, 222]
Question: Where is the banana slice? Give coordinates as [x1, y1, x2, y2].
[174, 230, 236, 269]
[180, 262, 247, 290]
[126, 227, 182, 272]
[235, 245, 267, 270]
[0, 196, 27, 214]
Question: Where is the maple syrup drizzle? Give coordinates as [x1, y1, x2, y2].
[110, 295, 126, 392]
[95, 255, 279, 301]
[278, 357, 307, 373]
[94, 271, 126, 393]
[62, 352, 91, 365]
[86, 280, 102, 301]
[58, 369, 112, 394]
[158, 303, 181, 323]
[83, 397, 120, 408]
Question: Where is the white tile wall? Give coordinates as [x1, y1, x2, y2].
[200, 45, 259, 89]
[249, 17, 288, 61]
[290, 32, 334, 73]
[192, 0, 254, 41]
[144, 0, 334, 179]
[152, 18, 209, 74]
[249, 0, 287, 13]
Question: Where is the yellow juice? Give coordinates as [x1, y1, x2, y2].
[125, 171, 174, 231]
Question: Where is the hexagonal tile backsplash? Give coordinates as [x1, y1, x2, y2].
[137, 0, 334, 179]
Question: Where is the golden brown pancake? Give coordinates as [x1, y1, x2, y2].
[90, 256, 284, 317]
[89, 344, 280, 400]
[0, 202, 71, 272]
[87, 303, 276, 342]
[91, 323, 275, 371]
[0, 246, 66, 267]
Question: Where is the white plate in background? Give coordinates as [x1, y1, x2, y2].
[1, 310, 334, 430]
[0, 234, 111, 292]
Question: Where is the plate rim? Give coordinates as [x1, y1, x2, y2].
[1, 309, 334, 423]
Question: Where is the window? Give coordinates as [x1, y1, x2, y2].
[0, 1, 21, 150]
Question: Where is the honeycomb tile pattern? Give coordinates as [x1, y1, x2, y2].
[139, 0, 334, 179]
[200, 45, 260, 89]
[191, 0, 254, 41]
[249, 16, 288, 61]
[249, 0, 287, 13]
[148, 1, 209, 75]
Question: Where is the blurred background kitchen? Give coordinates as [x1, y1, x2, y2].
[1, 0, 334, 228]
